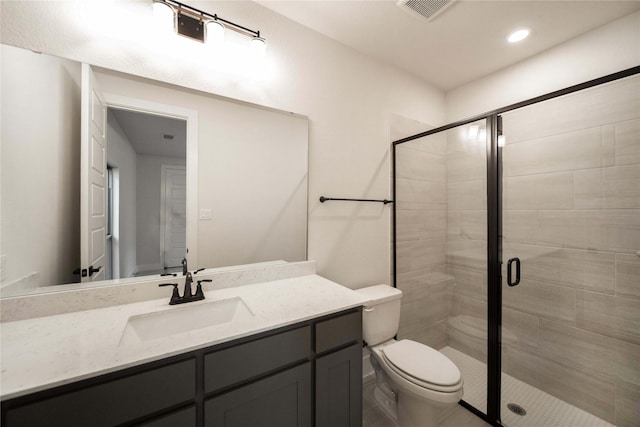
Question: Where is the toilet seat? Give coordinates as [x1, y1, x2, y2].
[381, 340, 462, 393]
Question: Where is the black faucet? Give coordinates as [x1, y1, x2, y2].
[183, 272, 195, 299]
[159, 273, 209, 305]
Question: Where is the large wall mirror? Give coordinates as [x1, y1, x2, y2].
[0, 43, 309, 297]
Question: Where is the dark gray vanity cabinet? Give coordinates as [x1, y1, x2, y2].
[2, 358, 196, 427]
[315, 311, 363, 427]
[1, 307, 362, 427]
[316, 345, 362, 427]
[205, 363, 312, 427]
[138, 406, 197, 427]
[203, 326, 312, 427]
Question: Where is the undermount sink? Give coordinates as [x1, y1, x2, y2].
[120, 297, 255, 345]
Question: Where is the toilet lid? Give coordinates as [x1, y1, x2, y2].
[383, 340, 461, 387]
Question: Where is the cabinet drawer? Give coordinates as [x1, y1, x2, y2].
[4, 358, 195, 427]
[205, 362, 311, 427]
[315, 310, 362, 354]
[138, 406, 196, 427]
[205, 326, 311, 393]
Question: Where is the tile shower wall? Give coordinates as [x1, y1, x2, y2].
[395, 74, 639, 426]
[445, 122, 488, 365]
[500, 75, 640, 426]
[396, 120, 488, 356]
[395, 132, 453, 350]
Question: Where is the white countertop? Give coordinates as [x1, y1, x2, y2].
[1, 274, 368, 400]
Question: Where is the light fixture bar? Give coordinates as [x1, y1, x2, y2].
[156, 0, 261, 39]
[212, 14, 260, 38]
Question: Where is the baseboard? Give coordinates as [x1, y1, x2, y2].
[362, 347, 375, 383]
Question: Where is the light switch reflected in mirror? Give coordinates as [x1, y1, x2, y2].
[0, 44, 308, 298]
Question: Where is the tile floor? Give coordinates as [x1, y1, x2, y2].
[363, 346, 615, 427]
[362, 378, 491, 427]
[441, 346, 614, 427]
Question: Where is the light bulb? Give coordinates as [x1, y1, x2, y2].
[251, 36, 267, 57]
[153, 1, 175, 34]
[206, 20, 225, 45]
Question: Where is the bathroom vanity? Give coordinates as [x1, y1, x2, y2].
[0, 264, 367, 427]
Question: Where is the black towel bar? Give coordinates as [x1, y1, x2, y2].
[319, 196, 394, 205]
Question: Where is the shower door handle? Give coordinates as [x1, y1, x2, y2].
[507, 257, 521, 287]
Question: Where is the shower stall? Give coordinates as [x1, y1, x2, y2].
[393, 67, 639, 426]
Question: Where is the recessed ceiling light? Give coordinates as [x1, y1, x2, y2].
[507, 28, 530, 43]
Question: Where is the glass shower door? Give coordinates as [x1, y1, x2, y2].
[394, 119, 491, 417]
[499, 74, 640, 426]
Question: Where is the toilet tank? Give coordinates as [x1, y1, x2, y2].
[355, 285, 402, 346]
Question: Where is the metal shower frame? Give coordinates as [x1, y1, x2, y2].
[391, 65, 640, 427]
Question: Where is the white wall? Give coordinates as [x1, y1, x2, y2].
[196, 106, 308, 268]
[106, 111, 138, 278]
[0, 1, 445, 289]
[446, 11, 640, 121]
[0, 45, 81, 293]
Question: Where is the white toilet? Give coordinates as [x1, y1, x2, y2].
[356, 285, 464, 427]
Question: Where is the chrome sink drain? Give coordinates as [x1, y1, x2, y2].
[507, 403, 527, 416]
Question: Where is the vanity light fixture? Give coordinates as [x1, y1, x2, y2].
[251, 36, 268, 57]
[153, 0, 175, 33]
[152, 0, 266, 52]
[206, 19, 225, 45]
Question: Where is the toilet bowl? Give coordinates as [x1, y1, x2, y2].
[356, 285, 463, 427]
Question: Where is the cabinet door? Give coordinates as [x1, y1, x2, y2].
[205, 363, 311, 427]
[316, 343, 362, 427]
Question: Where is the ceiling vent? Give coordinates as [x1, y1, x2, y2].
[397, 0, 455, 22]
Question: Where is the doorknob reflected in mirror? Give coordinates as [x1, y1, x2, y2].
[88, 266, 102, 277]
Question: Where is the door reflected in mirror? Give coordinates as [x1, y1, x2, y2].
[1, 43, 309, 298]
[105, 108, 187, 280]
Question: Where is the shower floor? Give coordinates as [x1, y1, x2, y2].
[440, 346, 615, 427]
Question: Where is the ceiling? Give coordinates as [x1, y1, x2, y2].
[109, 109, 186, 159]
[258, 0, 640, 91]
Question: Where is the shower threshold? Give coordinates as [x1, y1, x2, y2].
[440, 347, 614, 427]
